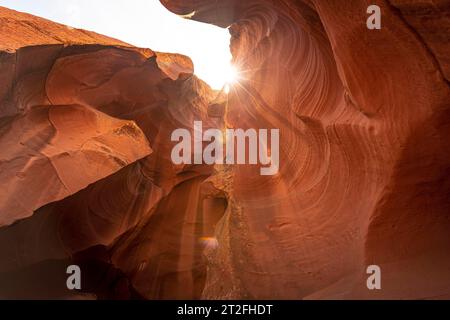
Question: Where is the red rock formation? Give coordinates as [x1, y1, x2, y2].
[0, 6, 219, 299]
[1, 0, 450, 300]
[162, 0, 450, 299]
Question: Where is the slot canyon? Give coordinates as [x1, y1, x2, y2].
[0, 0, 449, 300]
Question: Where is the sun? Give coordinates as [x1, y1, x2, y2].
[221, 64, 240, 94]
[224, 64, 239, 85]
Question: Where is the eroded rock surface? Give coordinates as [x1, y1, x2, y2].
[0, 6, 220, 299]
[162, 0, 450, 299]
[1, 1, 450, 300]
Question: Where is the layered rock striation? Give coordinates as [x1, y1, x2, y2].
[1, 0, 450, 300]
[0, 7, 222, 299]
[162, 0, 450, 299]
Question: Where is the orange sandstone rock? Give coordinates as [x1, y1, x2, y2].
[1, 0, 450, 300]
[0, 6, 217, 299]
[162, 0, 450, 300]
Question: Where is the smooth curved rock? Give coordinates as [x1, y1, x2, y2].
[0, 6, 218, 299]
[1, 0, 450, 300]
[162, 0, 450, 299]
[0, 104, 151, 226]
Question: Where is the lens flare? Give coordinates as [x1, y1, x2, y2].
[219, 64, 240, 94]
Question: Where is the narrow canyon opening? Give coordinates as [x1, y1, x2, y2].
[0, 0, 234, 90]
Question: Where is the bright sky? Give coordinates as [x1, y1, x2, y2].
[0, 0, 233, 89]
